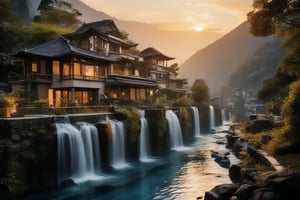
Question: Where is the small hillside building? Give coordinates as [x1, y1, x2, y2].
[140, 47, 188, 100]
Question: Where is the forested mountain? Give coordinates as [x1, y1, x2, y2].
[226, 38, 285, 92]
[180, 22, 283, 95]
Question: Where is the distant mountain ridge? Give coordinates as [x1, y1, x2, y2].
[180, 22, 284, 95]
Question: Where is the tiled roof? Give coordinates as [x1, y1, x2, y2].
[65, 20, 138, 47]
[140, 47, 175, 60]
[12, 37, 120, 62]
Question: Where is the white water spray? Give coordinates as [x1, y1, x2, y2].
[165, 110, 184, 150]
[109, 120, 128, 169]
[209, 105, 215, 131]
[191, 107, 201, 137]
[139, 110, 152, 162]
[56, 118, 101, 184]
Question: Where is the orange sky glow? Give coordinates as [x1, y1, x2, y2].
[80, 0, 253, 34]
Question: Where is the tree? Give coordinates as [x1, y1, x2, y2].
[0, 0, 12, 25]
[34, 0, 82, 28]
[248, 0, 300, 151]
[247, 0, 300, 36]
[191, 79, 209, 105]
[169, 63, 179, 76]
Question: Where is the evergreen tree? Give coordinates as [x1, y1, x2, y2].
[34, 0, 81, 28]
[191, 79, 209, 105]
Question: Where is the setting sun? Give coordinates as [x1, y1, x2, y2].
[192, 25, 205, 32]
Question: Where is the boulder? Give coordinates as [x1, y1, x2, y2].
[234, 184, 259, 200]
[249, 187, 279, 200]
[229, 164, 241, 183]
[204, 183, 240, 200]
[59, 178, 76, 187]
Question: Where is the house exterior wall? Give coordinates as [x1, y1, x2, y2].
[52, 80, 104, 90]
[37, 83, 51, 99]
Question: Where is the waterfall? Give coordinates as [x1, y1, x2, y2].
[139, 110, 152, 162]
[165, 110, 184, 150]
[221, 109, 226, 125]
[109, 120, 128, 169]
[209, 105, 215, 131]
[229, 112, 232, 123]
[55, 117, 101, 184]
[191, 107, 201, 137]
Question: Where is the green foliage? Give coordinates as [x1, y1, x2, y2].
[35, 0, 81, 28]
[247, 9, 276, 36]
[154, 96, 168, 108]
[178, 107, 192, 138]
[20, 22, 74, 48]
[173, 96, 192, 107]
[191, 79, 209, 105]
[169, 63, 179, 76]
[0, 53, 23, 81]
[118, 106, 140, 147]
[0, 0, 13, 25]
[281, 81, 300, 139]
[0, 0, 24, 53]
[278, 29, 300, 79]
[247, 0, 300, 36]
[38, 9, 81, 27]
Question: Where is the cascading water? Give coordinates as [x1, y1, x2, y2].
[165, 110, 184, 150]
[55, 117, 101, 184]
[191, 107, 201, 137]
[209, 105, 215, 131]
[109, 120, 128, 169]
[221, 109, 226, 125]
[139, 110, 152, 162]
[228, 112, 232, 123]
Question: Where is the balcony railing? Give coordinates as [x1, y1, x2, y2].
[62, 75, 106, 81]
[8, 74, 52, 82]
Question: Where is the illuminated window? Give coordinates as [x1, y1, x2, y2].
[63, 63, 70, 77]
[130, 88, 136, 100]
[48, 89, 53, 106]
[74, 62, 81, 78]
[83, 91, 88, 105]
[32, 62, 38, 73]
[94, 66, 99, 77]
[84, 65, 94, 77]
[55, 90, 61, 107]
[53, 60, 60, 75]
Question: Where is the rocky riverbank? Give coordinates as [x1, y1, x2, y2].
[204, 128, 300, 200]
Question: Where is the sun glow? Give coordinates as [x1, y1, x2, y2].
[192, 25, 205, 32]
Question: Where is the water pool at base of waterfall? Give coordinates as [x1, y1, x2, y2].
[22, 132, 240, 200]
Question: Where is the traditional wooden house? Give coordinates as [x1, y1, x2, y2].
[10, 20, 158, 106]
[139, 47, 188, 100]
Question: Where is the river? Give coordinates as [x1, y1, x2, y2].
[23, 129, 240, 200]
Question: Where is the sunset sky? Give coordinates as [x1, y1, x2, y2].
[81, 0, 253, 33]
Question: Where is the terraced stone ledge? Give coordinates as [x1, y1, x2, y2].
[247, 145, 285, 173]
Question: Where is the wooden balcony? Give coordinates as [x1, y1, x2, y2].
[8, 74, 52, 83]
[62, 75, 106, 82]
